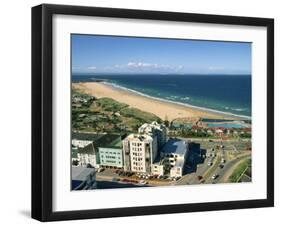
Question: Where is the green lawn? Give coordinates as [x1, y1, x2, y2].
[72, 90, 162, 133]
[229, 159, 251, 183]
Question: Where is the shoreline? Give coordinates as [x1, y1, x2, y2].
[103, 81, 250, 120]
[73, 82, 248, 121]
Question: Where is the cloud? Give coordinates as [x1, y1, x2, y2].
[208, 66, 225, 71]
[87, 66, 97, 70]
[74, 62, 185, 74]
[127, 62, 158, 68]
[126, 62, 182, 70]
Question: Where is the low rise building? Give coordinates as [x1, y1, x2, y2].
[170, 159, 185, 178]
[72, 167, 97, 190]
[161, 139, 188, 178]
[74, 133, 121, 168]
[72, 146, 79, 166]
[99, 136, 123, 168]
[99, 147, 123, 168]
[72, 132, 101, 148]
[151, 157, 164, 176]
[77, 143, 98, 167]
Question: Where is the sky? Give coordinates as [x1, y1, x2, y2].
[72, 34, 251, 75]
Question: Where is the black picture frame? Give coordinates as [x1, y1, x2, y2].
[32, 4, 274, 222]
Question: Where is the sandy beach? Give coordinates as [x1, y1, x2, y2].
[73, 82, 237, 121]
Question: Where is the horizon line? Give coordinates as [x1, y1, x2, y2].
[72, 72, 251, 76]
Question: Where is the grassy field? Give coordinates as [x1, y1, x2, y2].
[72, 89, 162, 133]
[229, 159, 251, 183]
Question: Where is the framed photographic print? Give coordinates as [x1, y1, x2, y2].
[32, 4, 274, 221]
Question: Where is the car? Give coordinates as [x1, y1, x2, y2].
[97, 167, 105, 172]
[139, 180, 148, 185]
[122, 178, 129, 183]
[118, 172, 123, 176]
[211, 174, 219, 180]
[208, 162, 213, 166]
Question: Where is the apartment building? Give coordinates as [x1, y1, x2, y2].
[161, 138, 189, 177]
[138, 121, 167, 149]
[123, 134, 157, 173]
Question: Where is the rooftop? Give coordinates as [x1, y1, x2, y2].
[95, 134, 122, 148]
[77, 134, 122, 154]
[125, 133, 153, 142]
[189, 142, 201, 153]
[72, 167, 95, 181]
[161, 139, 188, 156]
[72, 132, 103, 141]
[138, 121, 165, 133]
[108, 138, 122, 148]
[77, 143, 94, 154]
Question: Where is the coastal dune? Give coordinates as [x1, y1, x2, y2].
[73, 82, 235, 121]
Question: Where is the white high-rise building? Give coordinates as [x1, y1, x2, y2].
[122, 134, 157, 173]
[138, 121, 167, 149]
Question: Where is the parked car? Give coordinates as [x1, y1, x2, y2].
[97, 167, 105, 172]
[211, 174, 219, 180]
[139, 180, 148, 185]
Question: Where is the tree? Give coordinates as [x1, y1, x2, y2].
[164, 115, 170, 127]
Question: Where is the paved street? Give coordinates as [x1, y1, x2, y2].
[175, 138, 251, 186]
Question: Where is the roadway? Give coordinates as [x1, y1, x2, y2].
[175, 140, 251, 186]
[216, 154, 251, 183]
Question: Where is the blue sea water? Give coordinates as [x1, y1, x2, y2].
[207, 123, 249, 128]
[72, 74, 251, 118]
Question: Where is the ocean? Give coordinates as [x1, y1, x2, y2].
[72, 74, 251, 118]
